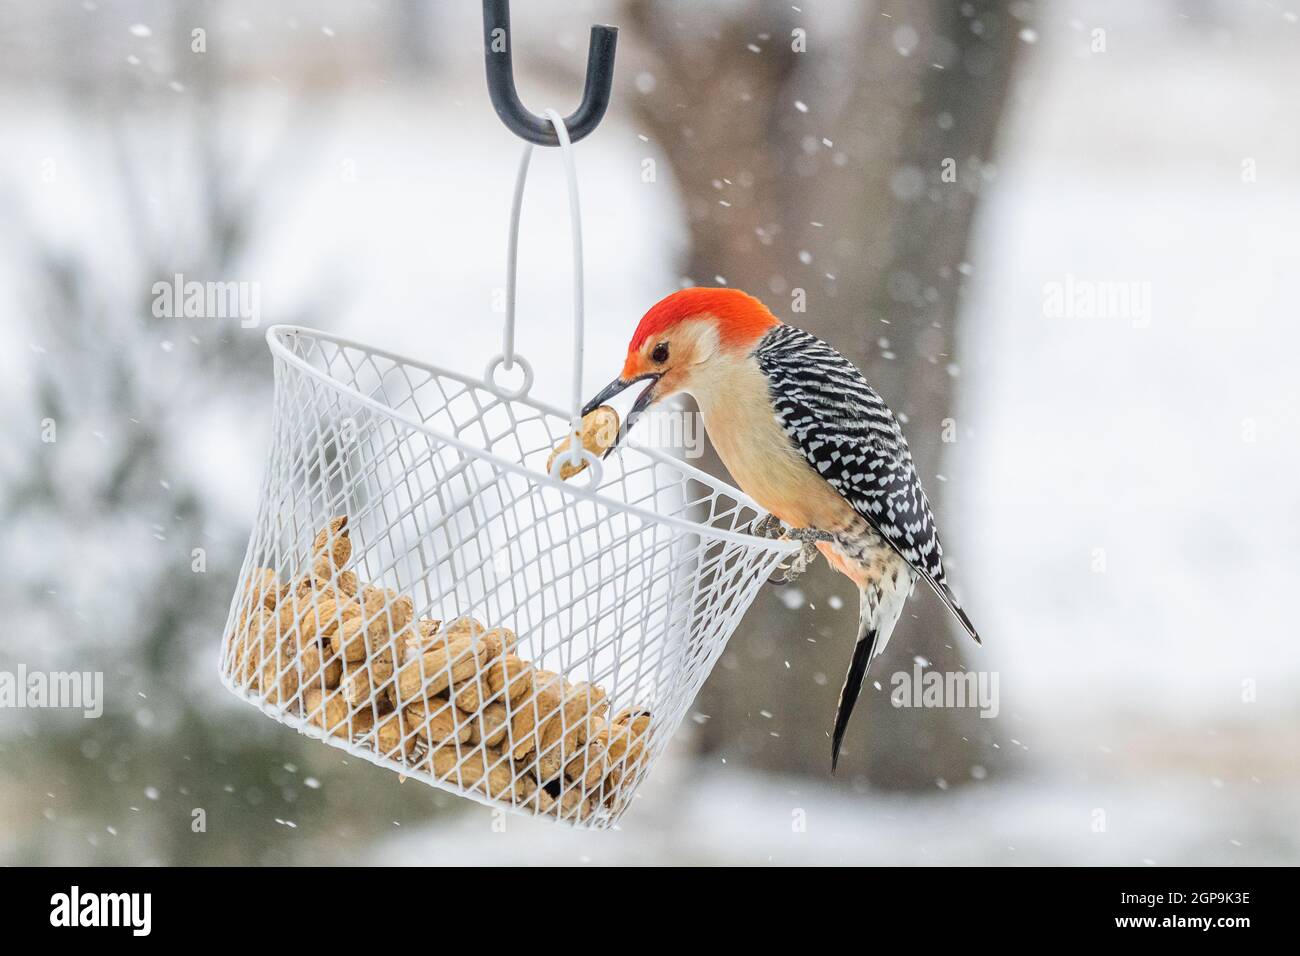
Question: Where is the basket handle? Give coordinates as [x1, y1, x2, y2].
[489, 108, 593, 476]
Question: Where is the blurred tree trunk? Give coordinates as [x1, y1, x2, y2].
[392, 0, 437, 73]
[623, 0, 1025, 787]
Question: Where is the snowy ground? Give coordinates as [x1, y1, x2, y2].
[366, 757, 1299, 866]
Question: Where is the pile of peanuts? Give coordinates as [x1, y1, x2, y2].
[225, 516, 652, 823]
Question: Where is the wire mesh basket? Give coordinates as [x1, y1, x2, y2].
[218, 112, 796, 828]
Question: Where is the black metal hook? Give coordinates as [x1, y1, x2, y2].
[482, 0, 618, 146]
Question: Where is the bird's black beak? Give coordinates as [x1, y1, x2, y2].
[581, 373, 662, 458]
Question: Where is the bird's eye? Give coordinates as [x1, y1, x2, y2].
[652, 342, 670, 364]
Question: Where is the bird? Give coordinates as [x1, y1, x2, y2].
[582, 287, 980, 771]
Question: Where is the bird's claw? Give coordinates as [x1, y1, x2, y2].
[748, 512, 786, 539]
[747, 513, 834, 544]
[767, 539, 822, 585]
[746, 513, 828, 585]
[785, 526, 836, 544]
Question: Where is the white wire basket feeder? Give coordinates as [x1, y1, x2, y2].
[220, 63, 796, 828]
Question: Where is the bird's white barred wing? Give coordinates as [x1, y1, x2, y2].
[753, 324, 948, 586]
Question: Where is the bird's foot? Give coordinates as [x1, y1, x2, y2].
[784, 526, 836, 544]
[748, 514, 833, 584]
[768, 541, 821, 585]
[747, 512, 786, 539]
[747, 513, 834, 544]
[766, 539, 823, 586]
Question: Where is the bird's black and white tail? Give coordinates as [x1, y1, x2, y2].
[831, 582, 908, 772]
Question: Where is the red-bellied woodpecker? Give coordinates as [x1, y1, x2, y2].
[583, 287, 981, 771]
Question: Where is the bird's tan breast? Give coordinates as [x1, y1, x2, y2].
[688, 358, 860, 533]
